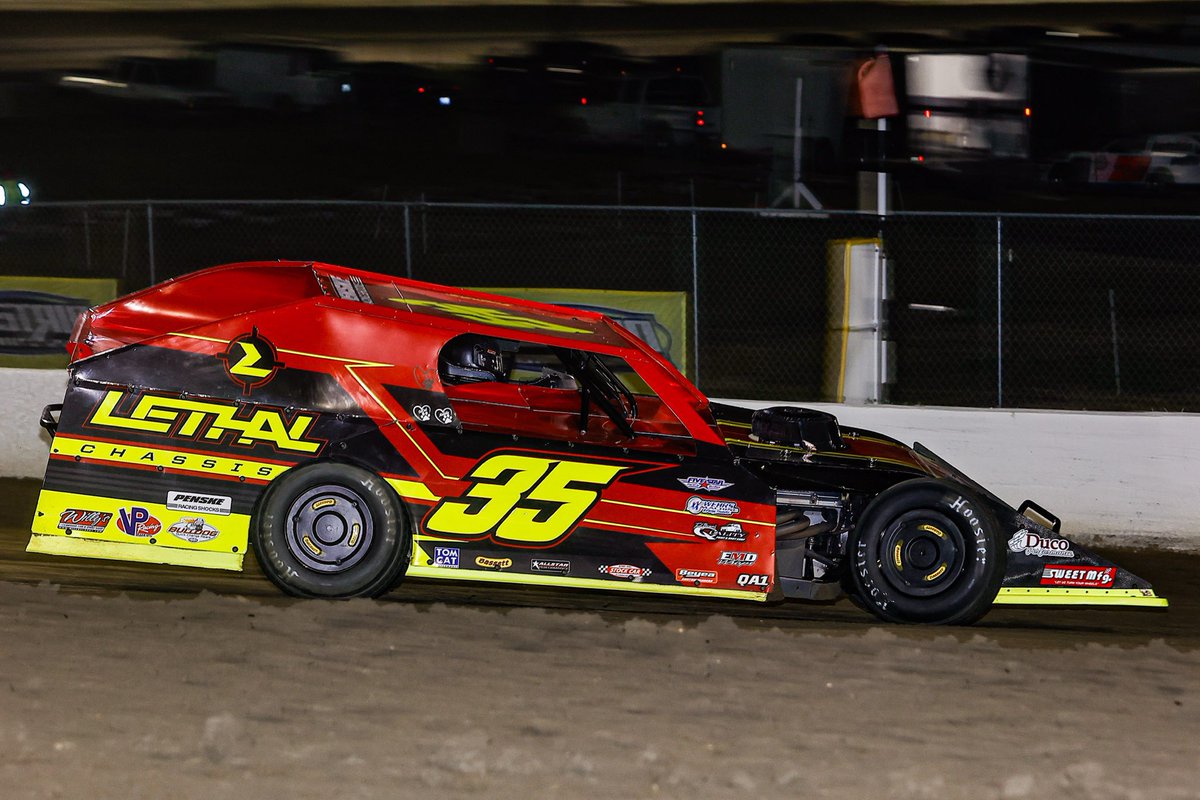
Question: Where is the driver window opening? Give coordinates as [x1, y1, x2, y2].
[436, 333, 691, 450]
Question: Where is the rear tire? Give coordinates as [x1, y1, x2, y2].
[253, 462, 410, 598]
[848, 479, 1003, 625]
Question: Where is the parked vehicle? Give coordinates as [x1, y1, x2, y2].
[566, 71, 721, 149]
[57, 57, 229, 111]
[210, 43, 352, 111]
[1047, 133, 1200, 185]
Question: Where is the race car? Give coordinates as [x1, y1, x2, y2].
[28, 261, 1167, 624]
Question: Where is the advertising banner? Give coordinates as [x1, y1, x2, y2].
[478, 288, 691, 380]
[0, 277, 117, 368]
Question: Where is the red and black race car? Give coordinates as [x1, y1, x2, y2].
[29, 261, 1167, 624]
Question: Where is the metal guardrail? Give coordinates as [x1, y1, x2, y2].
[3, 200, 1198, 412]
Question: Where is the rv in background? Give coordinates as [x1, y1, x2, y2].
[211, 44, 352, 112]
[901, 52, 1031, 165]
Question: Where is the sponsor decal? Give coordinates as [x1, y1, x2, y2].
[475, 556, 513, 570]
[412, 405, 432, 422]
[950, 495, 992, 566]
[676, 568, 717, 585]
[167, 517, 219, 544]
[0, 290, 89, 355]
[1008, 530, 1075, 559]
[1040, 565, 1116, 588]
[531, 558, 571, 575]
[116, 507, 161, 538]
[57, 509, 113, 534]
[433, 546, 460, 568]
[598, 563, 651, 579]
[87, 390, 324, 454]
[737, 573, 770, 588]
[693, 521, 747, 542]
[393, 297, 591, 335]
[677, 476, 733, 493]
[166, 492, 232, 517]
[216, 327, 285, 396]
[434, 407, 456, 425]
[717, 551, 758, 567]
[685, 497, 740, 516]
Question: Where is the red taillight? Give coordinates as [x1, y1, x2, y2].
[924, 109, 931, 118]
[696, 119, 705, 127]
[580, 97, 588, 105]
[418, 86, 425, 93]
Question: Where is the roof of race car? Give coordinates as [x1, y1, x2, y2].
[76, 260, 647, 358]
[308, 263, 630, 347]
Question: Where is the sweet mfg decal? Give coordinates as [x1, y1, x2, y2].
[1040, 565, 1116, 588]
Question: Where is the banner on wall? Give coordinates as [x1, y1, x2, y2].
[478, 288, 690, 379]
[0, 277, 118, 368]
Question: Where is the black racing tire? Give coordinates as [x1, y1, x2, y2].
[253, 461, 410, 599]
[848, 479, 1004, 625]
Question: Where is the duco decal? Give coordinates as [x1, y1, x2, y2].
[424, 453, 624, 546]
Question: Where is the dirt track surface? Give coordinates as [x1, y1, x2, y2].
[2, 478, 1198, 799]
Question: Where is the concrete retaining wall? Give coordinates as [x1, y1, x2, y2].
[3, 369, 1195, 549]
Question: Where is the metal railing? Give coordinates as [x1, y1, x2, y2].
[3, 200, 1198, 412]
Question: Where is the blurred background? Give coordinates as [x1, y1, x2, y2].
[2, 0, 1200, 413]
[2, 0, 1200, 208]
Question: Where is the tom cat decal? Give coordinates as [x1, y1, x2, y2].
[424, 453, 624, 546]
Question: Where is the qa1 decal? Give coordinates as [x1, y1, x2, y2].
[86, 391, 324, 454]
[424, 453, 624, 546]
[216, 327, 285, 396]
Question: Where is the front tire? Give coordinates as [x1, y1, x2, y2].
[253, 462, 410, 598]
[849, 479, 1004, 625]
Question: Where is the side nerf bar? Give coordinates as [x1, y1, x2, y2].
[40, 403, 62, 437]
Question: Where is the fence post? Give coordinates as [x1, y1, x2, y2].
[83, 206, 92, 272]
[691, 210, 700, 388]
[403, 202, 413, 280]
[146, 203, 156, 288]
[996, 215, 1003, 408]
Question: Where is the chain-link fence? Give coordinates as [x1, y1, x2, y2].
[2, 200, 1198, 412]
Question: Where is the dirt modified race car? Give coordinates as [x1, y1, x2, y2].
[29, 261, 1167, 624]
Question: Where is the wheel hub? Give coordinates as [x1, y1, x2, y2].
[285, 485, 373, 574]
[879, 512, 965, 597]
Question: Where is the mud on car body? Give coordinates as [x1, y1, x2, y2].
[29, 261, 1167, 624]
